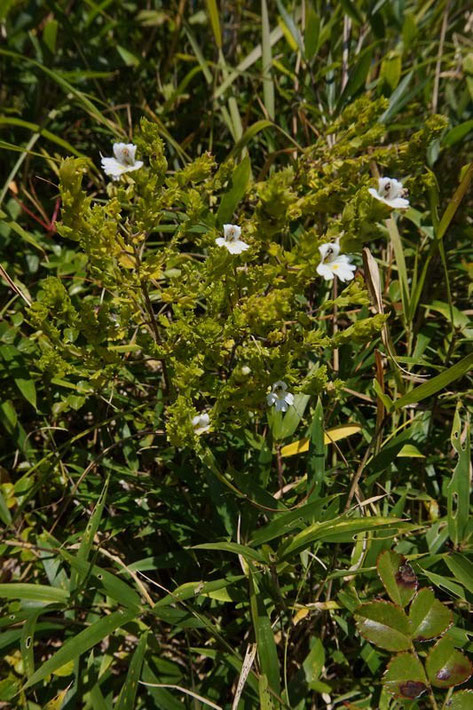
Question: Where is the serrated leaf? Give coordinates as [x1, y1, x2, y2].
[425, 637, 473, 689]
[377, 550, 418, 607]
[447, 690, 473, 709]
[383, 652, 427, 699]
[408, 588, 452, 641]
[355, 601, 411, 651]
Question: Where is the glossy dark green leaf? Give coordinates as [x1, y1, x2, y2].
[355, 601, 411, 651]
[426, 637, 473, 689]
[408, 588, 452, 641]
[377, 550, 418, 607]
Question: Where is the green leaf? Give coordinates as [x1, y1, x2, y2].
[303, 638, 325, 685]
[205, 0, 222, 49]
[448, 691, 473, 709]
[383, 653, 428, 699]
[339, 0, 363, 24]
[279, 516, 409, 560]
[307, 398, 325, 501]
[191, 542, 265, 564]
[23, 609, 137, 689]
[0, 583, 68, 605]
[216, 156, 251, 226]
[377, 550, 418, 607]
[444, 120, 473, 147]
[354, 601, 411, 651]
[250, 495, 337, 547]
[447, 413, 471, 547]
[43, 686, 70, 709]
[0, 488, 12, 525]
[57, 548, 142, 610]
[117, 45, 140, 67]
[437, 162, 473, 242]
[153, 577, 244, 608]
[21, 610, 40, 678]
[276, 0, 304, 54]
[261, 0, 275, 120]
[70, 475, 109, 592]
[408, 588, 452, 641]
[229, 120, 273, 159]
[394, 353, 473, 408]
[379, 51, 402, 91]
[277, 393, 310, 440]
[250, 572, 280, 697]
[304, 4, 320, 59]
[338, 47, 373, 106]
[426, 637, 472, 689]
[444, 553, 473, 595]
[116, 631, 148, 710]
[0, 344, 37, 409]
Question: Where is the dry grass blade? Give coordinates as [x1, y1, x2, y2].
[232, 643, 258, 710]
[0, 264, 31, 306]
[139, 683, 223, 710]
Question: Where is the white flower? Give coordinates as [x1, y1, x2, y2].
[266, 381, 294, 412]
[215, 224, 249, 254]
[192, 412, 211, 435]
[101, 142, 143, 180]
[316, 242, 356, 283]
[368, 177, 409, 209]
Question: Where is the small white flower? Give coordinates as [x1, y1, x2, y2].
[192, 412, 211, 435]
[215, 224, 249, 254]
[266, 381, 294, 412]
[368, 177, 409, 209]
[101, 142, 143, 180]
[316, 242, 356, 283]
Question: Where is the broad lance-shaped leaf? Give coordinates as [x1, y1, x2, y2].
[448, 690, 473, 709]
[23, 608, 137, 689]
[447, 411, 471, 547]
[383, 652, 428, 699]
[426, 637, 473, 689]
[445, 553, 473, 595]
[409, 588, 452, 641]
[355, 601, 411, 651]
[377, 550, 418, 607]
[279, 516, 410, 560]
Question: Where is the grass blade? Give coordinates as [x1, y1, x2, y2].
[23, 608, 137, 689]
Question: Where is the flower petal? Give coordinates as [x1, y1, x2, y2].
[317, 263, 335, 281]
[318, 242, 340, 262]
[101, 157, 126, 177]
